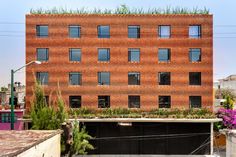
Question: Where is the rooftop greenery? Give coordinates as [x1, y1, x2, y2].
[30, 5, 210, 15]
[68, 108, 216, 119]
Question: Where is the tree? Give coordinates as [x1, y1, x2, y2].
[215, 88, 235, 109]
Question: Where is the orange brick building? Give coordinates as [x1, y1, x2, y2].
[25, 14, 213, 110]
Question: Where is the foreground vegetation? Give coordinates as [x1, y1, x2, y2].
[30, 5, 209, 15]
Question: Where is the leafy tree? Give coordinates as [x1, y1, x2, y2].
[215, 88, 235, 109]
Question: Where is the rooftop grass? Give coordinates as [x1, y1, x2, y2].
[68, 108, 216, 119]
[30, 5, 210, 15]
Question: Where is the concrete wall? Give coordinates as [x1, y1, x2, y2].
[226, 130, 236, 157]
[26, 14, 213, 110]
[17, 133, 61, 157]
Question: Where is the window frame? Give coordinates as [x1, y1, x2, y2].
[189, 96, 202, 108]
[69, 25, 81, 38]
[128, 48, 140, 62]
[69, 96, 81, 108]
[159, 96, 171, 108]
[158, 25, 171, 38]
[36, 48, 49, 62]
[69, 72, 82, 85]
[128, 25, 140, 38]
[36, 72, 49, 85]
[97, 25, 110, 38]
[158, 72, 171, 85]
[98, 96, 110, 108]
[128, 72, 140, 85]
[128, 95, 140, 108]
[69, 48, 81, 62]
[98, 72, 110, 85]
[189, 48, 201, 62]
[189, 25, 201, 38]
[36, 25, 48, 38]
[158, 48, 171, 62]
[189, 72, 201, 85]
[98, 48, 110, 62]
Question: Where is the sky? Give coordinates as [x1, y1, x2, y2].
[0, 0, 236, 87]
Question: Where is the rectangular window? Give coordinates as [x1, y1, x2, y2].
[158, 72, 171, 85]
[189, 25, 201, 38]
[189, 72, 201, 85]
[159, 96, 171, 108]
[189, 48, 201, 62]
[36, 72, 48, 85]
[69, 48, 81, 61]
[36, 25, 48, 37]
[128, 72, 140, 85]
[128, 26, 140, 38]
[158, 25, 171, 38]
[190, 96, 201, 108]
[128, 48, 140, 62]
[158, 49, 170, 62]
[44, 96, 49, 105]
[98, 96, 110, 108]
[98, 48, 110, 61]
[98, 25, 110, 38]
[98, 72, 110, 85]
[69, 25, 81, 38]
[69, 72, 82, 85]
[128, 96, 140, 108]
[37, 48, 48, 61]
[69, 96, 81, 108]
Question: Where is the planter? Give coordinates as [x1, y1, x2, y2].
[214, 132, 226, 147]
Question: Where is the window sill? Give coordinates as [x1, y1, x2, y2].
[190, 61, 201, 63]
[69, 61, 81, 63]
[97, 61, 110, 63]
[158, 61, 171, 63]
[69, 85, 82, 86]
[128, 61, 140, 63]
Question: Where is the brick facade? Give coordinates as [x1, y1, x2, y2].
[26, 14, 213, 110]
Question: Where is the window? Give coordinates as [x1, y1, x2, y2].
[159, 96, 171, 108]
[98, 96, 110, 108]
[37, 48, 48, 61]
[128, 96, 140, 108]
[98, 49, 110, 61]
[189, 48, 201, 62]
[69, 48, 81, 61]
[36, 72, 48, 85]
[69, 96, 81, 108]
[158, 72, 171, 85]
[128, 26, 140, 38]
[158, 49, 170, 62]
[98, 72, 110, 85]
[158, 25, 171, 38]
[36, 25, 48, 37]
[128, 48, 140, 62]
[190, 96, 201, 108]
[189, 72, 201, 85]
[69, 72, 81, 85]
[189, 25, 201, 38]
[128, 72, 140, 85]
[69, 25, 80, 38]
[98, 25, 110, 38]
[44, 96, 49, 105]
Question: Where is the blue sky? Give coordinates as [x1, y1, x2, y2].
[0, 0, 236, 87]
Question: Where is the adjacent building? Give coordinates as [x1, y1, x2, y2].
[26, 14, 213, 110]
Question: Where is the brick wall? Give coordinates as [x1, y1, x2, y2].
[26, 14, 213, 110]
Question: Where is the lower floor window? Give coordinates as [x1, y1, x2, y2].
[189, 96, 201, 108]
[128, 96, 140, 108]
[98, 96, 110, 108]
[159, 96, 171, 108]
[69, 96, 81, 108]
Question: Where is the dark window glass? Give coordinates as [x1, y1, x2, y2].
[128, 72, 140, 85]
[128, 26, 140, 38]
[98, 49, 110, 61]
[98, 25, 110, 38]
[69, 96, 81, 108]
[158, 49, 170, 62]
[158, 25, 170, 38]
[36, 25, 48, 37]
[158, 72, 171, 85]
[98, 72, 110, 85]
[69, 72, 81, 85]
[69, 48, 81, 61]
[189, 25, 201, 38]
[69, 25, 80, 38]
[98, 96, 110, 108]
[159, 96, 171, 108]
[37, 48, 48, 61]
[44, 96, 49, 105]
[128, 48, 140, 62]
[189, 72, 201, 85]
[190, 96, 201, 108]
[128, 96, 140, 108]
[36, 72, 48, 85]
[189, 48, 201, 62]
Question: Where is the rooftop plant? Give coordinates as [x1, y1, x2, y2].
[216, 108, 236, 129]
[30, 5, 209, 15]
